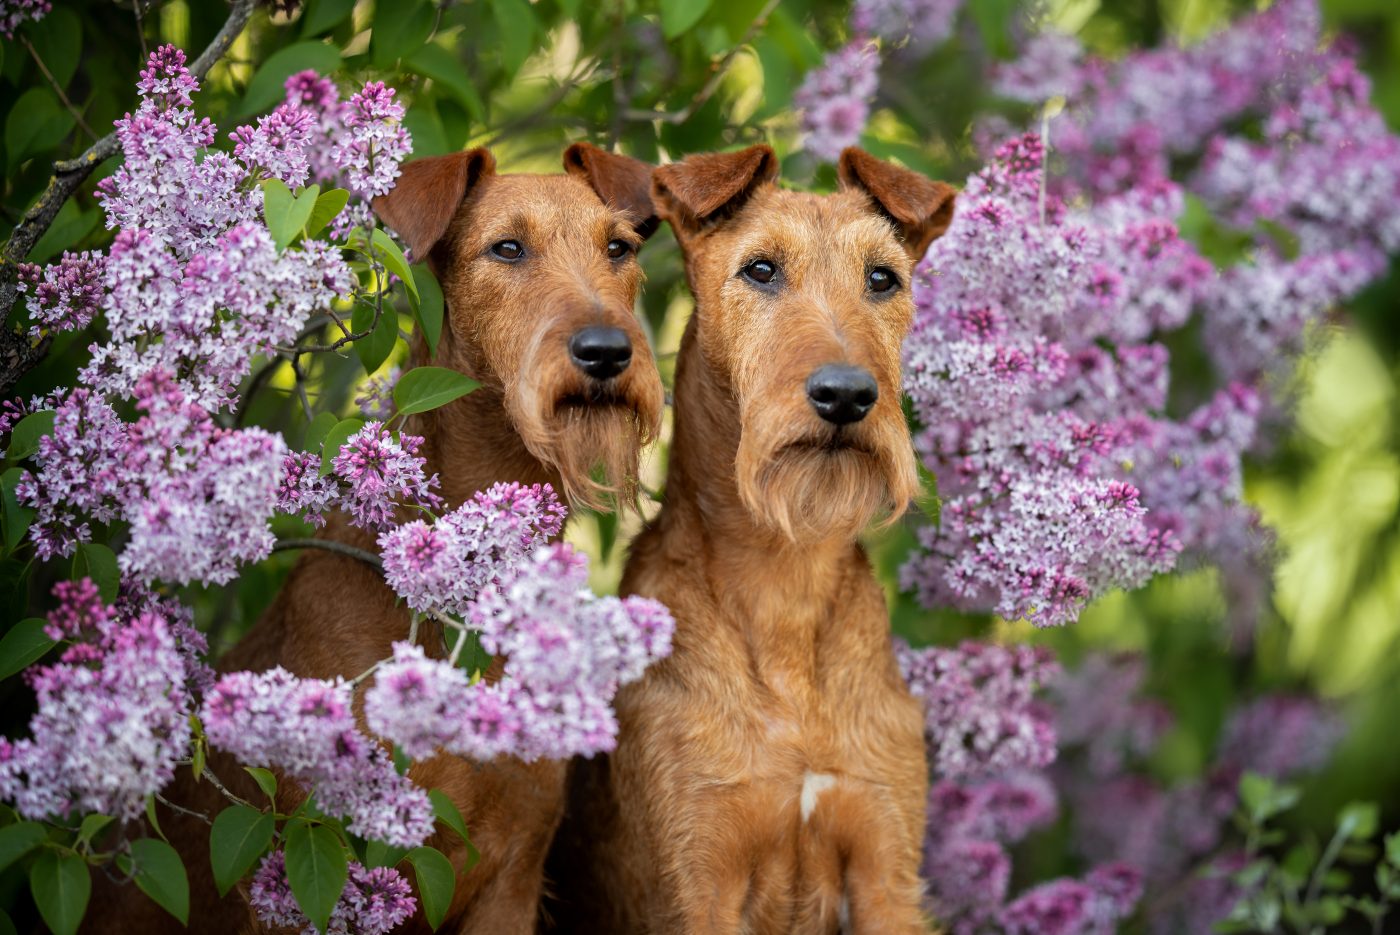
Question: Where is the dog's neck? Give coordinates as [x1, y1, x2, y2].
[660, 317, 864, 626]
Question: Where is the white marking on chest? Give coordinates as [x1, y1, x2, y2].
[800, 771, 837, 822]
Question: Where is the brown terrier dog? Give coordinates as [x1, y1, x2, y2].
[91, 144, 665, 935]
[548, 145, 956, 934]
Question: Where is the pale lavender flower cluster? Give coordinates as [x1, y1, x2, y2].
[368, 543, 674, 763]
[0, 580, 192, 821]
[794, 41, 880, 163]
[284, 70, 351, 186]
[895, 638, 1058, 779]
[378, 482, 566, 615]
[331, 81, 412, 200]
[901, 135, 1210, 626]
[851, 0, 965, 50]
[331, 423, 442, 531]
[998, 866, 1142, 935]
[0, 0, 48, 38]
[15, 251, 106, 338]
[17, 370, 285, 584]
[249, 850, 416, 935]
[201, 668, 434, 848]
[230, 102, 317, 188]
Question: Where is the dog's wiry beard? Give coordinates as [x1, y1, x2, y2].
[735, 405, 919, 544]
[506, 335, 663, 514]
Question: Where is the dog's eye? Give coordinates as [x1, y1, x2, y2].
[742, 259, 778, 285]
[607, 239, 632, 260]
[867, 267, 898, 294]
[491, 240, 524, 261]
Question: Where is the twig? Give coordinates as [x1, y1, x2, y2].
[349, 659, 382, 689]
[0, 0, 258, 396]
[272, 537, 384, 569]
[620, 0, 780, 125]
[200, 766, 257, 810]
[21, 35, 97, 140]
[154, 792, 211, 826]
[289, 356, 314, 421]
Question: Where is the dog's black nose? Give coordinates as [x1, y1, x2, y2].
[806, 364, 878, 425]
[569, 326, 633, 380]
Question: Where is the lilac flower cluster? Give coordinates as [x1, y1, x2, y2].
[1049, 655, 1343, 932]
[17, 370, 285, 584]
[895, 638, 1058, 778]
[355, 366, 402, 419]
[851, 0, 965, 50]
[794, 41, 879, 163]
[250, 850, 416, 935]
[231, 102, 317, 188]
[368, 542, 674, 762]
[15, 251, 106, 337]
[331, 82, 412, 200]
[378, 482, 565, 615]
[0, 0, 49, 38]
[202, 668, 434, 848]
[998, 866, 1142, 935]
[0, 580, 193, 821]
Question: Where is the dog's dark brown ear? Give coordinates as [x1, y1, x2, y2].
[838, 148, 957, 261]
[563, 142, 659, 240]
[652, 145, 780, 235]
[372, 148, 497, 260]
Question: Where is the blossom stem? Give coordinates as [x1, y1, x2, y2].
[271, 538, 384, 570]
[154, 791, 211, 826]
[199, 766, 257, 811]
[20, 36, 97, 141]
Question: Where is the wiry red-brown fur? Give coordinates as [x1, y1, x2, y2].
[546, 146, 956, 934]
[85, 143, 665, 935]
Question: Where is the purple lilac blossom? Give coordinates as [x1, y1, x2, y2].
[794, 41, 880, 163]
[0, 389, 65, 440]
[895, 638, 1058, 778]
[0, 0, 49, 37]
[15, 251, 106, 337]
[355, 366, 401, 419]
[0, 581, 192, 821]
[249, 851, 417, 935]
[328, 422, 443, 531]
[378, 482, 566, 616]
[202, 668, 434, 848]
[331, 81, 412, 200]
[851, 0, 964, 50]
[998, 867, 1141, 935]
[231, 102, 317, 188]
[284, 70, 350, 186]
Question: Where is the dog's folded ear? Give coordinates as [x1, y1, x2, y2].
[563, 143, 659, 240]
[372, 147, 497, 261]
[652, 145, 780, 236]
[838, 148, 957, 261]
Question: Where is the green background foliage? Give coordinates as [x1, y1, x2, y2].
[3, 0, 1400, 928]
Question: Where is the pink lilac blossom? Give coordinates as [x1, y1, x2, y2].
[276, 450, 339, 527]
[202, 668, 433, 848]
[15, 251, 106, 337]
[0, 389, 64, 441]
[794, 41, 879, 163]
[991, 31, 1084, 103]
[0, 581, 191, 821]
[363, 642, 468, 760]
[329, 423, 442, 531]
[230, 102, 317, 188]
[0, 0, 49, 37]
[378, 482, 566, 616]
[284, 70, 349, 186]
[850, 0, 964, 50]
[998, 866, 1141, 935]
[249, 851, 416, 935]
[18, 370, 286, 584]
[895, 638, 1058, 779]
[331, 81, 412, 200]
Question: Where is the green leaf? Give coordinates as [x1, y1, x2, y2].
[490, 0, 536, 77]
[410, 264, 444, 359]
[304, 188, 350, 240]
[263, 180, 321, 253]
[915, 461, 940, 524]
[595, 509, 618, 564]
[407, 846, 455, 931]
[404, 45, 485, 123]
[29, 851, 90, 935]
[352, 302, 401, 376]
[0, 821, 46, 875]
[127, 838, 189, 924]
[6, 408, 56, 460]
[210, 805, 275, 897]
[302, 411, 341, 454]
[243, 767, 279, 804]
[239, 42, 342, 117]
[5, 88, 74, 170]
[364, 839, 409, 870]
[25, 8, 82, 88]
[146, 794, 167, 843]
[393, 367, 480, 418]
[1338, 802, 1380, 841]
[0, 907, 16, 935]
[429, 791, 469, 844]
[392, 745, 411, 776]
[300, 0, 357, 36]
[967, 0, 1017, 59]
[369, 228, 418, 301]
[285, 820, 349, 935]
[75, 814, 114, 849]
[1, 468, 35, 552]
[1257, 218, 1302, 261]
[319, 417, 367, 477]
[660, 0, 714, 39]
[73, 542, 120, 603]
[370, 0, 435, 69]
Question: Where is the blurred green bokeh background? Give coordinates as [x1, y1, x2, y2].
[3, 0, 1400, 905]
